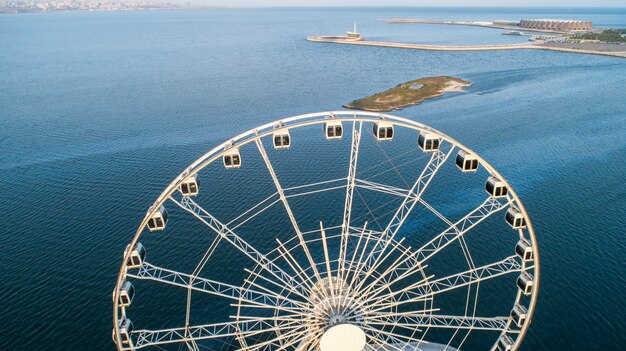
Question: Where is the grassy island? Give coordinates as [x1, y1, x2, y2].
[344, 76, 472, 112]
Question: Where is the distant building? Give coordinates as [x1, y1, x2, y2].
[519, 19, 592, 31]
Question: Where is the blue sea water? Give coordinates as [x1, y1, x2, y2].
[0, 6, 625, 351]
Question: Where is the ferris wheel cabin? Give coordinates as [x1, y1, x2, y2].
[373, 121, 394, 141]
[516, 239, 534, 262]
[505, 207, 527, 229]
[273, 130, 291, 149]
[115, 317, 133, 345]
[517, 272, 534, 295]
[180, 174, 199, 196]
[124, 243, 146, 269]
[417, 132, 441, 152]
[511, 304, 528, 328]
[486, 176, 508, 198]
[324, 120, 343, 140]
[113, 281, 135, 308]
[456, 150, 479, 172]
[146, 205, 168, 231]
[496, 335, 514, 351]
[223, 148, 241, 169]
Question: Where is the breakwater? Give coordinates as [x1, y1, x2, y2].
[307, 36, 626, 59]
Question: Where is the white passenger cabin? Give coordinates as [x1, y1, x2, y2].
[506, 207, 526, 229]
[324, 120, 343, 140]
[511, 304, 527, 328]
[417, 132, 441, 152]
[486, 176, 508, 198]
[273, 130, 291, 149]
[146, 205, 168, 231]
[180, 174, 199, 196]
[373, 122, 394, 141]
[456, 150, 479, 172]
[223, 148, 241, 169]
[113, 281, 135, 308]
[497, 335, 514, 351]
[116, 318, 133, 345]
[124, 243, 146, 269]
[516, 239, 533, 262]
[517, 272, 534, 295]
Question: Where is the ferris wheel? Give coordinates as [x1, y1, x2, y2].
[113, 111, 539, 351]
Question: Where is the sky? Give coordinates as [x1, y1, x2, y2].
[197, 1, 625, 7]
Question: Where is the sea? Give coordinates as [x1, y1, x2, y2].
[0, 6, 625, 351]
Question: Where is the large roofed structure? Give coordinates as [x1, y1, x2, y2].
[519, 19, 592, 31]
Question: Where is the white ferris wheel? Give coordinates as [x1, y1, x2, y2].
[113, 111, 539, 351]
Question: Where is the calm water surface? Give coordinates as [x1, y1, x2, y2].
[0, 7, 625, 351]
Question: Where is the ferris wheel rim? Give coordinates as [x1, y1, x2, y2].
[113, 111, 539, 351]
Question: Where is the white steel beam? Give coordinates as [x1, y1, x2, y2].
[358, 197, 509, 300]
[255, 138, 323, 285]
[129, 319, 281, 350]
[367, 314, 511, 332]
[366, 147, 453, 271]
[171, 195, 307, 297]
[339, 121, 363, 285]
[366, 256, 524, 312]
[127, 261, 306, 311]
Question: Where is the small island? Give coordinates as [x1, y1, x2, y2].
[344, 76, 472, 112]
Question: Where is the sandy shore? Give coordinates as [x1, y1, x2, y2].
[443, 80, 472, 93]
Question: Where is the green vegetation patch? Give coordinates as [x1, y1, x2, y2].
[571, 29, 626, 43]
[344, 76, 472, 112]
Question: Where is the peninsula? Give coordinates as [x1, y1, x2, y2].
[308, 19, 626, 59]
[344, 76, 471, 112]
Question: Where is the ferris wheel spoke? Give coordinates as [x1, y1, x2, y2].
[275, 239, 317, 292]
[353, 242, 415, 298]
[339, 120, 363, 286]
[344, 227, 384, 294]
[361, 197, 510, 300]
[361, 324, 425, 351]
[185, 338, 200, 351]
[283, 178, 347, 199]
[130, 320, 275, 350]
[171, 195, 307, 296]
[226, 192, 281, 230]
[242, 267, 311, 304]
[342, 224, 375, 297]
[366, 314, 511, 332]
[415, 197, 511, 264]
[319, 221, 338, 302]
[236, 326, 310, 351]
[127, 261, 306, 311]
[355, 178, 410, 198]
[255, 138, 324, 285]
[366, 147, 454, 274]
[233, 318, 305, 342]
[270, 328, 322, 351]
[367, 255, 525, 313]
[351, 237, 408, 295]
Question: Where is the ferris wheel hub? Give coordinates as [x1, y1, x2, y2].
[309, 277, 366, 328]
[319, 324, 367, 351]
